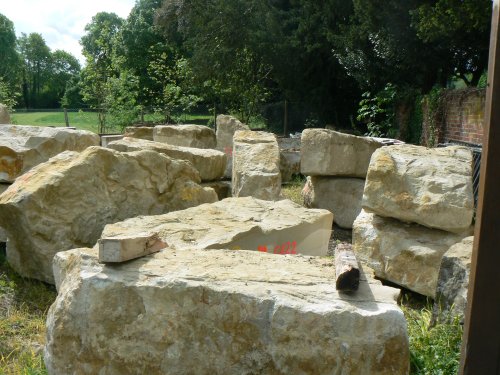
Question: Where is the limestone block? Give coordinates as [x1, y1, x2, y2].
[301, 129, 384, 177]
[100, 134, 123, 147]
[0, 146, 217, 283]
[232, 131, 281, 200]
[216, 115, 249, 178]
[108, 137, 226, 182]
[433, 236, 473, 323]
[277, 136, 301, 151]
[302, 176, 365, 229]
[124, 126, 154, 141]
[0, 183, 8, 242]
[46, 246, 409, 375]
[0, 104, 10, 124]
[153, 124, 216, 149]
[0, 125, 100, 183]
[101, 197, 332, 257]
[98, 232, 167, 263]
[363, 145, 474, 233]
[280, 150, 301, 183]
[353, 210, 469, 298]
[201, 180, 231, 200]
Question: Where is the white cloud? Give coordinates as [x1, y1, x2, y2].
[1, 0, 136, 64]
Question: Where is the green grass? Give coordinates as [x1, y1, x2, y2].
[0, 249, 55, 375]
[402, 299, 463, 374]
[10, 111, 213, 134]
[281, 175, 306, 205]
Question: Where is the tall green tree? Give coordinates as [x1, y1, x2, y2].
[46, 50, 81, 107]
[80, 12, 125, 132]
[18, 33, 52, 108]
[0, 13, 20, 108]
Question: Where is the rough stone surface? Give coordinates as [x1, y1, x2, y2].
[0, 184, 8, 242]
[363, 145, 474, 233]
[433, 236, 473, 322]
[280, 150, 301, 182]
[302, 176, 365, 229]
[232, 131, 281, 200]
[124, 126, 154, 141]
[353, 210, 469, 298]
[201, 180, 231, 200]
[0, 104, 10, 124]
[0, 125, 100, 183]
[215, 115, 249, 178]
[0, 146, 217, 283]
[46, 247, 409, 375]
[101, 197, 333, 257]
[301, 129, 384, 177]
[98, 232, 167, 263]
[100, 134, 123, 147]
[153, 124, 216, 149]
[108, 137, 226, 181]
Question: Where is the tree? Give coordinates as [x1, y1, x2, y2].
[46, 50, 81, 107]
[412, 0, 492, 86]
[80, 12, 124, 132]
[0, 13, 20, 107]
[18, 33, 52, 108]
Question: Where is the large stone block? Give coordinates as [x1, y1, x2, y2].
[0, 104, 10, 124]
[124, 126, 154, 141]
[101, 197, 333, 257]
[301, 129, 383, 177]
[153, 124, 216, 149]
[433, 236, 473, 323]
[232, 131, 281, 200]
[46, 247, 409, 375]
[302, 176, 365, 229]
[0, 146, 217, 283]
[216, 115, 249, 178]
[363, 145, 474, 233]
[0, 125, 100, 183]
[353, 210, 469, 298]
[108, 137, 226, 182]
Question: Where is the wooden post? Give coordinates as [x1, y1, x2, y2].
[335, 243, 360, 292]
[213, 102, 217, 133]
[283, 99, 288, 137]
[459, 1, 500, 373]
[64, 108, 69, 127]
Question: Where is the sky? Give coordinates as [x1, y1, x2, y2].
[1, 0, 137, 64]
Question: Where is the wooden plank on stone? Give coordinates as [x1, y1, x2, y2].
[335, 243, 360, 292]
[98, 232, 167, 263]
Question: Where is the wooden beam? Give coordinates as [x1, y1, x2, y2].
[460, 1, 500, 373]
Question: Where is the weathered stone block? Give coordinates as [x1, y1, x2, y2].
[232, 131, 281, 200]
[0, 104, 10, 124]
[216, 115, 249, 178]
[280, 150, 301, 183]
[108, 137, 226, 182]
[353, 210, 469, 298]
[0, 146, 217, 283]
[100, 134, 123, 147]
[0, 125, 100, 183]
[124, 126, 154, 141]
[201, 180, 231, 200]
[153, 124, 216, 149]
[301, 129, 383, 177]
[101, 197, 333, 257]
[302, 176, 365, 229]
[46, 247, 409, 375]
[433, 236, 473, 323]
[363, 145, 474, 233]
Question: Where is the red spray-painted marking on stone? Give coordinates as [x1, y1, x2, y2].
[224, 146, 233, 156]
[257, 241, 297, 255]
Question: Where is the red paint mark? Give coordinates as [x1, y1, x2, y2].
[257, 241, 298, 255]
[258, 245, 268, 252]
[224, 146, 233, 156]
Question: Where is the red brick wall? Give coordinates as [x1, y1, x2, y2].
[442, 89, 485, 145]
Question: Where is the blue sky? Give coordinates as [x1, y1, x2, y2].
[1, 0, 136, 64]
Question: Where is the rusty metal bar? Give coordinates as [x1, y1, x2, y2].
[460, 1, 500, 373]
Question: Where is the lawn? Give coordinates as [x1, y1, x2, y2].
[10, 111, 213, 134]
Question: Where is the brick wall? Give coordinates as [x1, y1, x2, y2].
[443, 89, 485, 146]
[420, 89, 485, 147]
